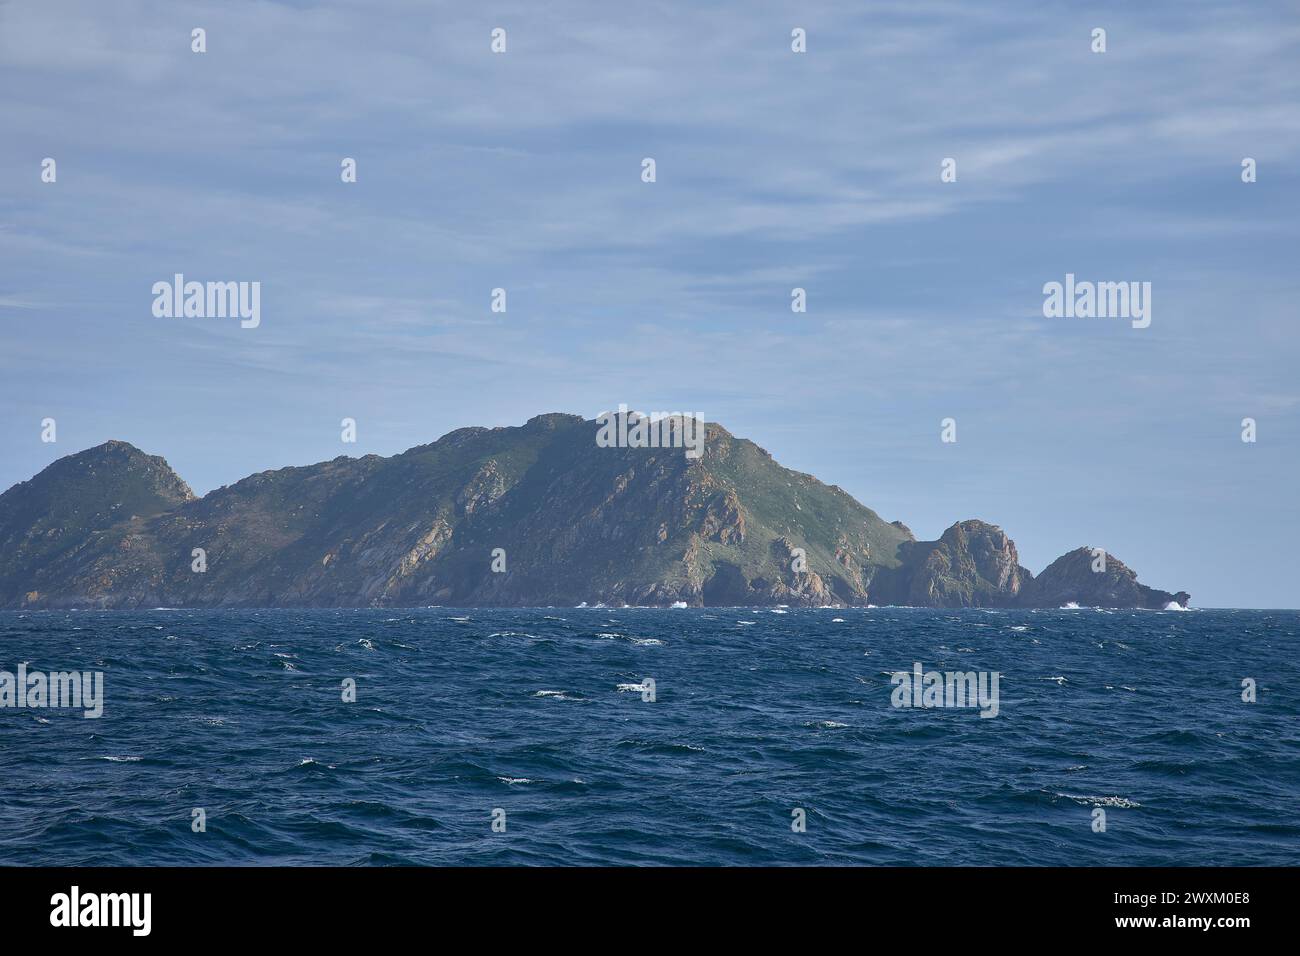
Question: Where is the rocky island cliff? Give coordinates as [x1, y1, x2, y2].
[0, 414, 1189, 610]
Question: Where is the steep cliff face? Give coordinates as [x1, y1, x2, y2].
[873, 520, 1034, 607]
[1019, 547, 1190, 609]
[0, 416, 1188, 609]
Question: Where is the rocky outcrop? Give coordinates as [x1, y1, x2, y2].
[0, 415, 1188, 609]
[1018, 547, 1190, 609]
[871, 520, 1033, 607]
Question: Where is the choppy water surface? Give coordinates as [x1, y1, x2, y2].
[1, 607, 1296, 865]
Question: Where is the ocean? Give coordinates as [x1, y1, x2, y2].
[1, 607, 1296, 866]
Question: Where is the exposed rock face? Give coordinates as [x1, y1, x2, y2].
[0, 416, 1188, 609]
[0, 441, 194, 604]
[1019, 547, 1190, 609]
[873, 520, 1033, 607]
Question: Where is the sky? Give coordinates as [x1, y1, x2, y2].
[1, 0, 1297, 607]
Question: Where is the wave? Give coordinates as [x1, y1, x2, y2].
[1055, 792, 1141, 809]
[533, 690, 581, 701]
[6, 605, 1294, 867]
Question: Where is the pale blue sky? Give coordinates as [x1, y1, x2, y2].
[2, 0, 1297, 606]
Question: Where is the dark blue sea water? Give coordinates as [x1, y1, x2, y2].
[1, 607, 1297, 866]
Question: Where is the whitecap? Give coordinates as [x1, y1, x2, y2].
[534, 690, 579, 701]
[1057, 792, 1141, 809]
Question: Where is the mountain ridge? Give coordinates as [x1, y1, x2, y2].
[0, 414, 1189, 610]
